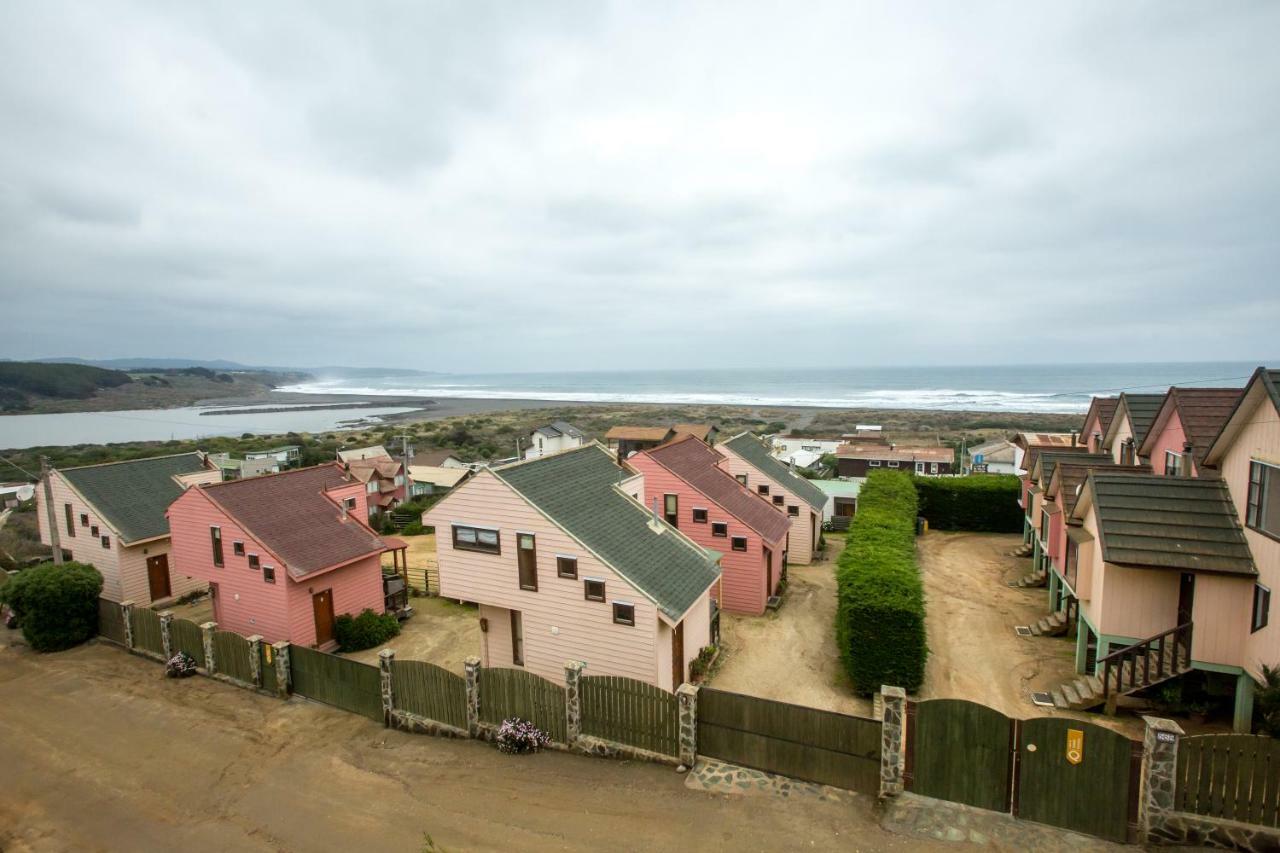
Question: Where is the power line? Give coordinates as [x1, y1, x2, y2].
[0, 455, 39, 480]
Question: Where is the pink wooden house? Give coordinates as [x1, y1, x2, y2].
[1101, 393, 1165, 465]
[1138, 387, 1242, 477]
[425, 444, 720, 690]
[627, 435, 790, 616]
[1080, 397, 1119, 454]
[167, 463, 388, 649]
[716, 432, 827, 565]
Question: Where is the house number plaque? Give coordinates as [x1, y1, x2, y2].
[1066, 728, 1084, 765]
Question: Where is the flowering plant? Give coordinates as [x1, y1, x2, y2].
[165, 651, 199, 678]
[495, 717, 550, 754]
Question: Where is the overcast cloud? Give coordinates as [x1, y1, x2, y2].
[0, 1, 1277, 371]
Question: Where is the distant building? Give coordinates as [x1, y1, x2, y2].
[337, 445, 392, 465]
[524, 421, 586, 460]
[412, 449, 469, 469]
[244, 445, 301, 467]
[835, 443, 954, 477]
[965, 439, 1018, 475]
[344, 457, 407, 516]
[407, 465, 472, 498]
[812, 479, 862, 521]
[208, 453, 280, 481]
[770, 435, 843, 457]
[604, 424, 718, 463]
[0, 482, 35, 508]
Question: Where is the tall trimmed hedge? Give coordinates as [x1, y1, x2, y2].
[835, 471, 926, 694]
[913, 475, 1022, 532]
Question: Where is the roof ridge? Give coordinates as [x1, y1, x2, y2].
[59, 450, 204, 473]
[200, 461, 343, 489]
[492, 441, 605, 474]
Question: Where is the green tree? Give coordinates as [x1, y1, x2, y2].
[0, 562, 104, 651]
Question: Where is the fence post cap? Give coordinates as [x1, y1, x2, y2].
[271, 640, 289, 651]
[675, 683, 699, 700]
[564, 660, 584, 673]
[464, 655, 481, 667]
[1142, 716, 1185, 737]
[378, 648, 396, 660]
[120, 600, 135, 608]
[880, 685, 907, 700]
[246, 634, 264, 643]
[200, 621, 217, 630]
[158, 610, 174, 619]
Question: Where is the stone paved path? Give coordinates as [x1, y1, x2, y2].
[684, 758, 857, 804]
[880, 792, 1126, 851]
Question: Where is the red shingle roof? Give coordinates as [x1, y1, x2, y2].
[199, 463, 384, 579]
[646, 436, 791, 542]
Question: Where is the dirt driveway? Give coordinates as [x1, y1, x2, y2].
[708, 537, 871, 717]
[343, 596, 480, 672]
[0, 640, 947, 853]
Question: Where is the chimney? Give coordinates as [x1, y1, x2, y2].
[1070, 431, 1078, 447]
[1182, 442, 1194, 477]
[649, 497, 664, 533]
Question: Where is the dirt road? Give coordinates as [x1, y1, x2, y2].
[0, 640, 946, 852]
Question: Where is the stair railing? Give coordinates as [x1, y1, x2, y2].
[1099, 622, 1192, 698]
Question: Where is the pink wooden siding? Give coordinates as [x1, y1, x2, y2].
[326, 480, 375, 527]
[1146, 410, 1191, 476]
[715, 445, 819, 565]
[1082, 413, 1105, 453]
[1190, 575, 1251, 667]
[626, 453, 780, 616]
[284, 554, 385, 648]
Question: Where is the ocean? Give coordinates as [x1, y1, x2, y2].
[280, 361, 1266, 415]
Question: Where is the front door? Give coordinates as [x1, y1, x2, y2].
[672, 620, 685, 687]
[146, 554, 171, 601]
[1178, 573, 1196, 626]
[764, 546, 774, 596]
[312, 589, 336, 646]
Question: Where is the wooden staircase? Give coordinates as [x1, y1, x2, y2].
[1013, 566, 1048, 588]
[1028, 610, 1069, 637]
[1049, 622, 1193, 712]
[1010, 541, 1035, 558]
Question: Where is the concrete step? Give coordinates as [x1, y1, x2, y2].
[1052, 688, 1069, 710]
[1029, 622, 1043, 637]
[1048, 611, 1067, 627]
[1073, 678, 1096, 701]
[1061, 683, 1081, 706]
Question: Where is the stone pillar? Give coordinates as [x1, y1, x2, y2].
[272, 642, 291, 697]
[246, 635, 263, 687]
[879, 685, 907, 798]
[464, 656, 482, 737]
[379, 649, 396, 727]
[676, 683, 699, 770]
[1140, 716, 1184, 843]
[158, 610, 174, 660]
[121, 600, 135, 650]
[564, 660, 584, 744]
[1234, 672, 1256, 734]
[201, 621, 217, 675]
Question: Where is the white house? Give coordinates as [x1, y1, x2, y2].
[966, 438, 1019, 475]
[524, 421, 586, 460]
[769, 435, 843, 457]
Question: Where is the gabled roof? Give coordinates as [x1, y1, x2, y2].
[1077, 473, 1254, 575]
[672, 424, 717, 442]
[1032, 451, 1112, 487]
[1051, 461, 1149, 519]
[59, 452, 209, 544]
[1105, 393, 1166, 448]
[493, 445, 720, 622]
[1080, 397, 1119, 439]
[722, 432, 827, 511]
[407, 465, 471, 489]
[1138, 387, 1243, 465]
[534, 421, 585, 440]
[413, 449, 463, 467]
[1204, 367, 1280, 466]
[337, 445, 391, 464]
[345, 458, 403, 482]
[1022, 443, 1089, 480]
[1013, 432, 1077, 452]
[644, 436, 791, 542]
[604, 425, 675, 442]
[967, 439, 1017, 463]
[198, 463, 385, 579]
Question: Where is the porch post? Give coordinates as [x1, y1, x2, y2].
[158, 610, 174, 660]
[879, 685, 907, 798]
[464, 656, 481, 737]
[1139, 716, 1184, 844]
[1075, 619, 1090, 674]
[676, 683, 699, 770]
[120, 600, 135, 650]
[564, 661, 584, 744]
[246, 635, 263, 687]
[1234, 672, 1256, 734]
[201, 622, 217, 674]
[378, 649, 395, 727]
[1047, 571, 1059, 611]
[272, 641, 290, 697]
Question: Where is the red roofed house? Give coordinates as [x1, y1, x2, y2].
[1080, 397, 1119, 454]
[834, 443, 955, 479]
[344, 457, 408, 518]
[627, 435, 790, 615]
[166, 463, 389, 649]
[1138, 387, 1243, 478]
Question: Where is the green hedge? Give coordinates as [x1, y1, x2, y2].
[0, 561, 103, 651]
[835, 471, 926, 694]
[913, 475, 1022, 532]
[335, 608, 401, 652]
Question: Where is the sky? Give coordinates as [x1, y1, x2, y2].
[1, 1, 1278, 372]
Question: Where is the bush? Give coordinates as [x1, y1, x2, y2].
[400, 520, 424, 535]
[0, 561, 103, 651]
[1256, 665, 1280, 735]
[914, 474, 1022, 532]
[334, 608, 401, 651]
[835, 471, 926, 694]
[689, 645, 718, 681]
[496, 717, 550, 754]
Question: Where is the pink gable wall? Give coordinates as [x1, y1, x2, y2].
[1145, 409, 1191, 476]
[715, 445, 819, 565]
[1082, 413, 1105, 453]
[285, 554, 385, 648]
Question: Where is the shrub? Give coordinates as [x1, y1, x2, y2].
[1256, 665, 1280, 735]
[835, 471, 926, 694]
[914, 474, 1022, 532]
[400, 520, 424, 535]
[496, 717, 550, 754]
[0, 561, 103, 651]
[334, 608, 401, 651]
[689, 645, 718, 681]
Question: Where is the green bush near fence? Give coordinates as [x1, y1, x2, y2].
[335, 608, 400, 651]
[836, 471, 926, 694]
[0, 561, 103, 651]
[913, 474, 1022, 532]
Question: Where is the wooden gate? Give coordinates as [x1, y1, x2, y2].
[580, 675, 679, 757]
[98, 598, 126, 645]
[479, 667, 567, 742]
[1176, 733, 1280, 827]
[697, 688, 881, 793]
[908, 699, 1014, 812]
[391, 659, 467, 729]
[289, 645, 383, 722]
[130, 607, 164, 656]
[1015, 717, 1141, 843]
[169, 618, 205, 666]
[214, 630, 254, 684]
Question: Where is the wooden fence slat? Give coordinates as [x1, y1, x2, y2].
[97, 599, 125, 645]
[129, 607, 164, 655]
[214, 630, 253, 684]
[579, 675, 679, 757]
[479, 667, 567, 742]
[169, 618, 205, 667]
[391, 659, 467, 730]
[289, 645, 383, 722]
[1175, 733, 1280, 829]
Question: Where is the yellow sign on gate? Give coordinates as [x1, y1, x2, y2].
[1066, 728, 1084, 765]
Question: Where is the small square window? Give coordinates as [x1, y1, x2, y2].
[100, 535, 110, 549]
[90, 525, 99, 537]
[612, 602, 635, 626]
[80, 513, 89, 526]
[888, 460, 899, 468]
[735, 474, 747, 486]
[584, 579, 606, 602]
[248, 554, 261, 570]
[233, 541, 245, 556]
[692, 508, 708, 523]
[557, 556, 578, 579]
[772, 495, 784, 506]
[788, 505, 800, 517]
[731, 536, 747, 552]
[344, 497, 357, 511]
[263, 565, 276, 584]
[757, 485, 769, 496]
[712, 522, 728, 538]
[1253, 583, 1271, 633]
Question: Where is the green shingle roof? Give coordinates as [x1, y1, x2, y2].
[1086, 472, 1255, 575]
[494, 445, 720, 621]
[1034, 451, 1111, 486]
[1119, 393, 1166, 444]
[60, 453, 208, 544]
[723, 432, 828, 511]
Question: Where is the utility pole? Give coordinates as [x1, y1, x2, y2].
[40, 456, 63, 565]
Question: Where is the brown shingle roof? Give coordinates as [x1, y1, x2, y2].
[1081, 397, 1119, 437]
[645, 436, 791, 542]
[412, 449, 462, 467]
[1141, 387, 1243, 466]
[672, 424, 717, 441]
[605, 426, 675, 442]
[836, 444, 953, 463]
[1054, 461, 1149, 518]
[200, 463, 385, 579]
[1023, 443, 1088, 479]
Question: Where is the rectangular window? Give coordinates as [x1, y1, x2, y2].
[930, 463, 939, 474]
[557, 555, 578, 579]
[757, 484, 769, 496]
[90, 525, 98, 537]
[613, 602, 635, 626]
[517, 533, 538, 591]
[870, 460, 881, 467]
[772, 494, 784, 506]
[692, 508, 708, 524]
[584, 578, 606, 601]
[888, 460, 900, 468]
[731, 536, 748, 552]
[211, 526, 224, 567]
[344, 497, 357, 511]
[1247, 461, 1280, 538]
[453, 524, 501, 554]
[79, 512, 88, 526]
[64, 503, 75, 537]
[100, 535, 110, 549]
[735, 474, 747, 486]
[263, 565, 276, 584]
[1253, 583, 1271, 633]
[1165, 450, 1183, 477]
[664, 493, 678, 527]
[394, 474, 405, 486]
[788, 505, 800, 517]
[1065, 539, 1079, 589]
[248, 554, 261, 570]
[712, 522, 728, 538]
[511, 610, 524, 666]
[233, 541, 245, 557]
[915, 462, 925, 474]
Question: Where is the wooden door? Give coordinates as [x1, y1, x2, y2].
[1178, 573, 1195, 625]
[764, 547, 774, 596]
[313, 589, 336, 646]
[146, 554, 171, 601]
[672, 620, 685, 688]
[909, 699, 1014, 813]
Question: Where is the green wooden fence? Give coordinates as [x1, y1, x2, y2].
[170, 618, 205, 666]
[290, 645, 383, 722]
[214, 630, 254, 684]
[580, 675, 679, 757]
[909, 699, 1013, 812]
[1177, 733, 1280, 828]
[130, 607, 164, 656]
[98, 598, 126, 645]
[391, 659, 467, 729]
[697, 688, 881, 793]
[480, 667, 567, 742]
